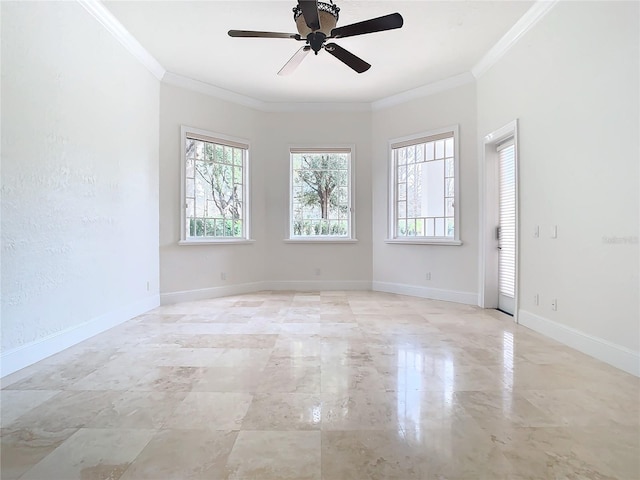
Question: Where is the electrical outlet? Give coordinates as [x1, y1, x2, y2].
[315, 268, 321, 276]
[221, 272, 227, 281]
[551, 225, 558, 239]
[533, 225, 539, 238]
[551, 298, 557, 311]
[426, 272, 431, 281]
[146, 281, 150, 291]
[534, 294, 539, 306]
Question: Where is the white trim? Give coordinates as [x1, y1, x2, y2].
[372, 281, 477, 306]
[77, 0, 165, 80]
[162, 71, 474, 113]
[388, 125, 460, 243]
[0, 295, 160, 378]
[518, 310, 640, 377]
[265, 280, 372, 292]
[160, 280, 372, 304]
[472, 0, 559, 79]
[384, 239, 462, 246]
[163, 73, 374, 112]
[179, 239, 256, 246]
[180, 125, 251, 243]
[261, 102, 372, 113]
[163, 281, 476, 305]
[479, 120, 519, 315]
[371, 73, 475, 111]
[160, 282, 265, 305]
[288, 144, 356, 241]
[163, 72, 264, 110]
[283, 239, 358, 244]
[484, 121, 520, 145]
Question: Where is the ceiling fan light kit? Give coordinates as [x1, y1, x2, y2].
[293, 2, 340, 39]
[228, 0, 403, 75]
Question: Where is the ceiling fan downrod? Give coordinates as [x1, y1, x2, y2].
[294, 1, 339, 54]
[307, 32, 326, 54]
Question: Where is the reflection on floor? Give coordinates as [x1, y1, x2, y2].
[2, 291, 638, 479]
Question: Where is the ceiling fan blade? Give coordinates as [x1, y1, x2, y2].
[278, 46, 311, 76]
[298, 0, 320, 31]
[330, 12, 403, 39]
[324, 43, 371, 74]
[228, 30, 300, 40]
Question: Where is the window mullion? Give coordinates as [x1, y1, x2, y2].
[289, 149, 353, 240]
[390, 126, 458, 242]
[181, 126, 249, 243]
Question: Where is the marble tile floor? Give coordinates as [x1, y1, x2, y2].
[1, 290, 638, 480]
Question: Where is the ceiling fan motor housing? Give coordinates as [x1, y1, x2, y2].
[293, 2, 339, 37]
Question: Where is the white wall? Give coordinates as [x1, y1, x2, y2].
[371, 83, 479, 303]
[261, 111, 373, 288]
[159, 90, 372, 297]
[1, 1, 160, 373]
[159, 84, 266, 301]
[477, 1, 639, 368]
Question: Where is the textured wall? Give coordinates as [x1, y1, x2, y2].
[1, 2, 160, 351]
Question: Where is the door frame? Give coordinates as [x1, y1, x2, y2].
[478, 119, 520, 321]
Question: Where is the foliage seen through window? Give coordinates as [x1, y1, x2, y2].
[185, 138, 246, 239]
[291, 152, 350, 237]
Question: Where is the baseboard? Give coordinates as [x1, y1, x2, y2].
[0, 295, 160, 378]
[518, 310, 640, 377]
[160, 280, 372, 304]
[264, 280, 372, 291]
[160, 282, 266, 305]
[372, 281, 478, 305]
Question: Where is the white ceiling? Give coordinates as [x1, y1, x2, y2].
[103, 1, 534, 104]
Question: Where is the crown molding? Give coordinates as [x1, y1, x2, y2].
[163, 71, 474, 113]
[162, 72, 264, 109]
[472, 0, 559, 79]
[371, 72, 475, 111]
[163, 72, 372, 112]
[77, 0, 165, 80]
[260, 102, 372, 113]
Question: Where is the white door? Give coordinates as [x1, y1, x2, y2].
[497, 140, 516, 315]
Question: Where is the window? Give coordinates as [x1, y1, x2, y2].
[180, 126, 250, 244]
[388, 126, 461, 244]
[289, 147, 355, 241]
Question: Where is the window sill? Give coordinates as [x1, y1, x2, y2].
[284, 238, 358, 244]
[179, 239, 256, 246]
[385, 238, 462, 246]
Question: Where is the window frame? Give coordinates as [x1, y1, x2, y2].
[286, 144, 357, 243]
[387, 125, 462, 245]
[179, 125, 253, 245]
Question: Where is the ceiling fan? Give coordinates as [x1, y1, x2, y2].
[228, 0, 403, 75]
